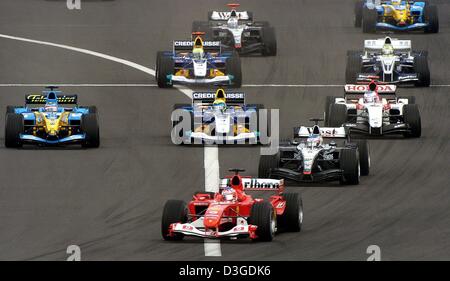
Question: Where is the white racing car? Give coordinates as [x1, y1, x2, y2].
[192, 3, 277, 56]
[346, 37, 430, 87]
[325, 82, 421, 137]
[259, 119, 370, 185]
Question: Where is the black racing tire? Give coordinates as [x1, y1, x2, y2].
[354, 0, 364, 27]
[354, 139, 370, 176]
[346, 51, 362, 84]
[156, 52, 174, 88]
[362, 7, 377, 33]
[258, 152, 280, 178]
[207, 11, 213, 21]
[277, 193, 303, 232]
[81, 113, 100, 148]
[414, 54, 430, 87]
[226, 51, 242, 87]
[246, 12, 254, 22]
[328, 104, 348, 127]
[249, 201, 276, 242]
[261, 26, 277, 56]
[339, 149, 360, 185]
[161, 200, 188, 241]
[324, 96, 336, 126]
[424, 5, 439, 34]
[403, 104, 421, 138]
[5, 113, 24, 148]
[6, 106, 21, 114]
[172, 104, 194, 140]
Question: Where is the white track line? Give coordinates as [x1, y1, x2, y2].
[0, 34, 155, 76]
[0, 33, 220, 257]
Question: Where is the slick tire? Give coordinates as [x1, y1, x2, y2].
[328, 104, 348, 127]
[339, 149, 360, 185]
[403, 104, 421, 138]
[226, 51, 242, 87]
[161, 200, 188, 241]
[156, 52, 174, 88]
[81, 113, 100, 148]
[362, 7, 377, 33]
[354, 0, 364, 27]
[346, 51, 362, 84]
[261, 26, 277, 56]
[324, 96, 336, 126]
[414, 53, 430, 87]
[249, 201, 276, 242]
[5, 113, 24, 148]
[424, 5, 439, 33]
[354, 139, 370, 176]
[258, 152, 280, 178]
[277, 193, 303, 232]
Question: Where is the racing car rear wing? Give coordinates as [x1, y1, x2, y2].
[173, 40, 221, 53]
[25, 94, 78, 105]
[220, 178, 284, 193]
[192, 91, 245, 106]
[294, 126, 347, 138]
[210, 11, 251, 21]
[364, 39, 412, 53]
[345, 84, 397, 95]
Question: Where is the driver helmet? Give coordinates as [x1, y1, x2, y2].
[213, 100, 227, 112]
[306, 134, 323, 148]
[44, 102, 58, 112]
[382, 43, 394, 56]
[391, 0, 402, 6]
[364, 91, 378, 103]
[222, 187, 237, 202]
[192, 47, 204, 60]
[228, 17, 239, 29]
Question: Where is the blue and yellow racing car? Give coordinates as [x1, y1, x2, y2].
[156, 33, 242, 88]
[5, 86, 99, 148]
[355, 0, 439, 33]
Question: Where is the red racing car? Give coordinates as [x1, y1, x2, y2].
[161, 169, 303, 242]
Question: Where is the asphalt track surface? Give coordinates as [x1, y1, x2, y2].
[0, 0, 449, 261]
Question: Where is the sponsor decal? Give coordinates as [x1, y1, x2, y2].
[174, 41, 221, 47]
[243, 179, 280, 189]
[192, 92, 245, 99]
[345, 84, 396, 92]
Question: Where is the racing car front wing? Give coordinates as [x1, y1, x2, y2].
[169, 222, 257, 239]
[20, 134, 85, 145]
[375, 22, 428, 31]
[268, 167, 343, 183]
[357, 73, 419, 84]
[169, 75, 232, 85]
[344, 123, 410, 136]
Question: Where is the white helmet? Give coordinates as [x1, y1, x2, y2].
[228, 17, 239, 29]
[222, 188, 236, 201]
